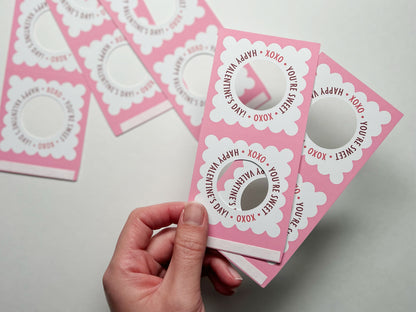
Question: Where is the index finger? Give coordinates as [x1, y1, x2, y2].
[113, 202, 186, 256]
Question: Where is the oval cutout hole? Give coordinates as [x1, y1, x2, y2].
[306, 97, 357, 149]
[34, 11, 69, 52]
[143, 0, 176, 25]
[22, 96, 65, 138]
[183, 54, 214, 98]
[235, 59, 286, 110]
[105, 44, 148, 87]
[217, 160, 268, 211]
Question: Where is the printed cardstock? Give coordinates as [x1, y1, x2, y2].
[221, 53, 403, 287]
[46, 0, 171, 136]
[0, 0, 90, 181]
[189, 28, 320, 262]
[99, 0, 270, 139]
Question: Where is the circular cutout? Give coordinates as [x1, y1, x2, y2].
[217, 160, 268, 211]
[182, 54, 214, 98]
[143, 0, 176, 25]
[235, 59, 286, 110]
[240, 177, 269, 211]
[306, 97, 357, 149]
[22, 96, 65, 138]
[106, 44, 147, 87]
[34, 11, 69, 52]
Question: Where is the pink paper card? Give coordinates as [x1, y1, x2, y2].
[221, 53, 403, 287]
[189, 28, 320, 262]
[0, 0, 90, 181]
[46, 0, 170, 136]
[98, 0, 270, 139]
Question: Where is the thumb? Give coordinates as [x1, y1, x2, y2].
[162, 202, 208, 297]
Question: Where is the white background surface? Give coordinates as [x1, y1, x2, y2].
[0, 0, 415, 311]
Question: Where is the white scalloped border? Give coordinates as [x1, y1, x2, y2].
[210, 36, 311, 135]
[79, 29, 159, 116]
[52, 0, 111, 38]
[155, 25, 258, 127]
[154, 25, 220, 126]
[303, 64, 392, 184]
[195, 135, 293, 237]
[0, 76, 85, 161]
[13, 0, 77, 72]
[105, 0, 205, 55]
[284, 174, 327, 252]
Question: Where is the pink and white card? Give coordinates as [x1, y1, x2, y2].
[98, 0, 270, 139]
[189, 28, 320, 262]
[221, 53, 403, 287]
[0, 0, 90, 181]
[46, 0, 170, 136]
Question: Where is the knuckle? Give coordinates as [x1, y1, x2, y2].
[176, 231, 206, 255]
[114, 257, 133, 273]
[117, 250, 146, 273]
[127, 207, 142, 223]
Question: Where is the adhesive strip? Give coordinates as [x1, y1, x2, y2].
[189, 28, 320, 262]
[220, 53, 403, 287]
[0, 0, 90, 181]
[46, 0, 170, 136]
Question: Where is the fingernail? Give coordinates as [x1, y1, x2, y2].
[228, 266, 243, 281]
[183, 202, 205, 226]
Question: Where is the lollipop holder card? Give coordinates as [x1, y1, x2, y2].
[189, 28, 320, 262]
[99, 0, 271, 139]
[0, 0, 90, 181]
[221, 53, 403, 287]
[46, 0, 171, 136]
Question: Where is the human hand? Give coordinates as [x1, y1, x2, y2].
[103, 202, 243, 312]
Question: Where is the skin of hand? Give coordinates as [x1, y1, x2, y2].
[103, 202, 243, 312]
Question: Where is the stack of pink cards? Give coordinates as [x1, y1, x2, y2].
[189, 29, 321, 263]
[0, 1, 403, 286]
[46, 0, 171, 136]
[188, 28, 403, 286]
[99, 0, 271, 139]
[0, 0, 269, 179]
[0, 0, 90, 180]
